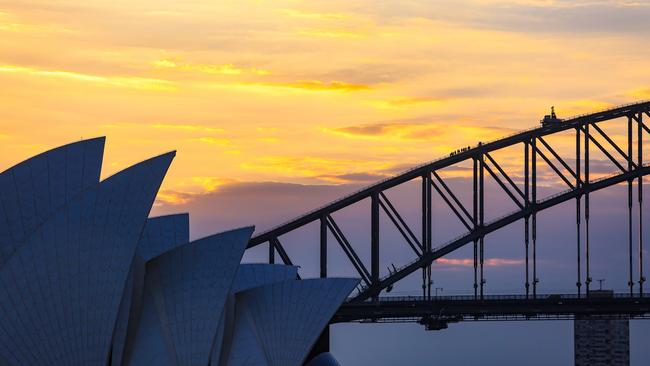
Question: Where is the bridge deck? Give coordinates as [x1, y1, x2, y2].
[334, 293, 650, 324]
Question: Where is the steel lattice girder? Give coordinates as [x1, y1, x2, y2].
[247, 101, 650, 303]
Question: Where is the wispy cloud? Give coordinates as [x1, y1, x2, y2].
[298, 29, 367, 39]
[369, 96, 446, 109]
[241, 156, 392, 180]
[317, 172, 390, 184]
[155, 190, 196, 205]
[153, 59, 271, 76]
[150, 123, 225, 133]
[285, 80, 370, 91]
[0, 10, 71, 34]
[207, 80, 371, 94]
[156, 176, 237, 205]
[190, 176, 235, 191]
[0, 64, 175, 91]
[484, 1, 650, 35]
[193, 137, 231, 146]
[325, 122, 514, 142]
[279, 9, 348, 20]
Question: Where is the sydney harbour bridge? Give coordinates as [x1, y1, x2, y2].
[246, 101, 650, 345]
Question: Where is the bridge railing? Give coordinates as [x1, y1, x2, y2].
[359, 292, 650, 302]
[562, 100, 650, 121]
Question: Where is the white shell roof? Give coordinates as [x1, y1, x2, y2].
[229, 278, 359, 366]
[112, 213, 190, 366]
[0, 137, 104, 268]
[225, 305, 269, 366]
[213, 263, 299, 365]
[137, 213, 190, 261]
[0, 140, 363, 366]
[0, 151, 174, 365]
[130, 226, 254, 365]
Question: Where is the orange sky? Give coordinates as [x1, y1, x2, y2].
[1, 0, 649, 204]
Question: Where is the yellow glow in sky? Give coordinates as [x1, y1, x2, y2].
[1, 0, 649, 201]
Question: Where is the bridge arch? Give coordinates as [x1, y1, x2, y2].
[248, 101, 650, 302]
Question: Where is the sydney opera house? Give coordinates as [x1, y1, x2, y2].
[0, 137, 357, 366]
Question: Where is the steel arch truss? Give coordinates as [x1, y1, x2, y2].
[248, 101, 650, 303]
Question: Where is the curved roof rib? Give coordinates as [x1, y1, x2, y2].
[129, 226, 254, 366]
[229, 278, 359, 366]
[112, 261, 142, 366]
[112, 213, 190, 366]
[212, 263, 299, 365]
[225, 304, 268, 366]
[305, 352, 342, 366]
[137, 213, 190, 261]
[124, 274, 171, 366]
[0, 137, 105, 268]
[0, 151, 174, 366]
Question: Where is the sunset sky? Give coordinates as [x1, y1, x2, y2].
[1, 0, 649, 195]
[2, 1, 650, 364]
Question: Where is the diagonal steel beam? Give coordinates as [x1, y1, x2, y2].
[591, 123, 636, 169]
[533, 144, 575, 189]
[483, 161, 525, 209]
[537, 136, 581, 182]
[378, 194, 423, 256]
[432, 171, 474, 223]
[351, 165, 650, 302]
[270, 238, 302, 280]
[631, 113, 643, 125]
[641, 112, 650, 133]
[580, 126, 627, 172]
[269, 241, 275, 264]
[326, 214, 372, 284]
[484, 152, 525, 199]
[270, 237, 293, 266]
[379, 191, 422, 250]
[430, 179, 473, 230]
[327, 216, 371, 283]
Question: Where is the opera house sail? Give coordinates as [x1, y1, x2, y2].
[0, 138, 357, 366]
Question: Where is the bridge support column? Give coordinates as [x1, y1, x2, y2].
[473, 158, 479, 299]
[371, 192, 379, 301]
[585, 123, 592, 295]
[532, 137, 537, 298]
[269, 241, 275, 264]
[426, 175, 432, 300]
[576, 127, 582, 298]
[628, 116, 634, 296]
[574, 316, 630, 366]
[638, 113, 645, 296]
[524, 142, 530, 298]
[320, 216, 327, 278]
[421, 174, 432, 299]
[479, 153, 485, 299]
[574, 292, 630, 366]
